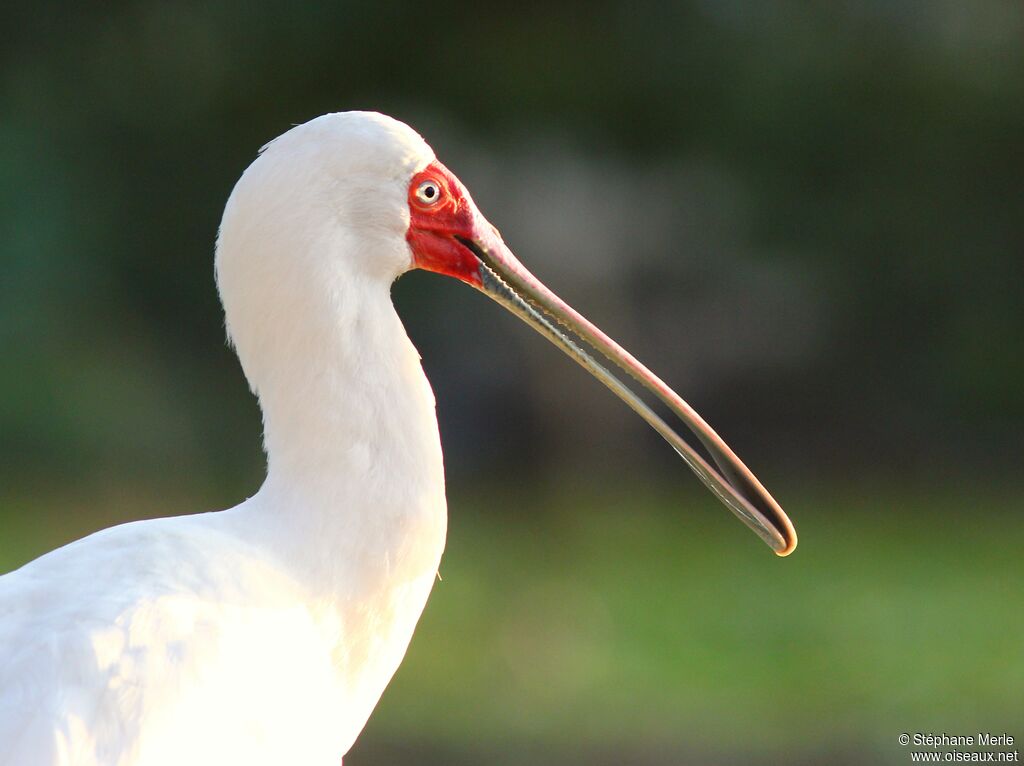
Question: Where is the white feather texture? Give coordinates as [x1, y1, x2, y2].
[0, 112, 448, 765]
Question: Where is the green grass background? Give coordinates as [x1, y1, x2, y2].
[4, 480, 1019, 764]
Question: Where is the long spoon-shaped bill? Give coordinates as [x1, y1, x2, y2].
[460, 229, 797, 556]
[406, 160, 797, 556]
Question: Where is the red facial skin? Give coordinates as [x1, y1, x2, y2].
[406, 161, 484, 287]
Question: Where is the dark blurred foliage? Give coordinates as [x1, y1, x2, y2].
[2, 0, 1022, 497]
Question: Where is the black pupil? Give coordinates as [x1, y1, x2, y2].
[423, 185, 435, 199]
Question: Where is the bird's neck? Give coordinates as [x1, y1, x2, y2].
[239, 275, 447, 592]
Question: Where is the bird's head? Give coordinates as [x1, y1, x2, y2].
[217, 111, 797, 556]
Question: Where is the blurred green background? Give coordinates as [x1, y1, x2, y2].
[2, 2, 1022, 764]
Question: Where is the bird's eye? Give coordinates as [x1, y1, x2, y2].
[415, 179, 442, 206]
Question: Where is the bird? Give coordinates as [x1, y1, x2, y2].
[0, 111, 797, 766]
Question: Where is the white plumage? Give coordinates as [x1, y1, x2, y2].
[1, 113, 447, 765]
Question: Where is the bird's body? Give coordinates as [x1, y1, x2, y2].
[1, 113, 446, 765]
[0, 505, 439, 765]
[0, 111, 795, 766]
